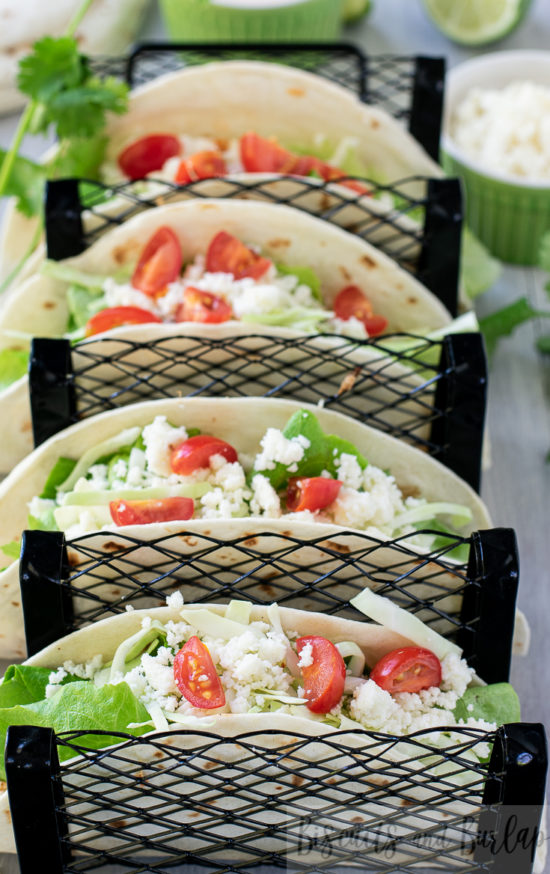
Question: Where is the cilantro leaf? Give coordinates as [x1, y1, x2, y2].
[49, 133, 108, 180]
[536, 335, 550, 355]
[0, 150, 45, 217]
[479, 298, 549, 358]
[46, 76, 128, 139]
[17, 36, 85, 103]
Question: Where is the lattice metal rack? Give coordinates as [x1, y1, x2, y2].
[5, 721, 547, 874]
[21, 527, 517, 685]
[45, 172, 462, 314]
[97, 42, 445, 162]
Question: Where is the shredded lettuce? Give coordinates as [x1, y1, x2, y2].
[393, 502, 473, 531]
[179, 608, 253, 641]
[57, 427, 141, 493]
[41, 457, 78, 499]
[66, 284, 106, 331]
[109, 622, 167, 681]
[335, 642, 365, 677]
[350, 587, 462, 660]
[41, 260, 108, 290]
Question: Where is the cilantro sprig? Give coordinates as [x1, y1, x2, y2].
[0, 0, 128, 288]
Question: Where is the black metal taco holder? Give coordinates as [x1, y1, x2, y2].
[6, 42, 546, 873]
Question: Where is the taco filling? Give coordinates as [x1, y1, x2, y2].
[44, 224, 387, 343]
[108, 131, 374, 195]
[0, 595, 520, 780]
[25, 408, 472, 549]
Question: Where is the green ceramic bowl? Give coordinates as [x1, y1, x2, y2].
[442, 51, 550, 266]
[160, 0, 343, 42]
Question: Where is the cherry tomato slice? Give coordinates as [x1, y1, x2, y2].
[334, 285, 373, 322]
[205, 231, 271, 281]
[175, 150, 227, 184]
[132, 227, 183, 296]
[311, 160, 371, 195]
[118, 135, 181, 180]
[296, 635, 346, 714]
[240, 132, 298, 173]
[171, 434, 238, 475]
[176, 287, 233, 324]
[363, 314, 389, 337]
[109, 497, 195, 526]
[85, 306, 162, 337]
[173, 636, 226, 710]
[370, 647, 442, 694]
[333, 286, 388, 336]
[286, 477, 342, 513]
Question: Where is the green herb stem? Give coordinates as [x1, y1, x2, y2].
[0, 102, 35, 201]
[66, 0, 96, 38]
[0, 0, 95, 202]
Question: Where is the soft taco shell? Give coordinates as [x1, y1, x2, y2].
[0, 397, 491, 659]
[0, 58, 443, 286]
[0, 602, 475, 857]
[1, 605, 539, 869]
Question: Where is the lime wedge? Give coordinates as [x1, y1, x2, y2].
[422, 0, 532, 46]
[342, 0, 372, 24]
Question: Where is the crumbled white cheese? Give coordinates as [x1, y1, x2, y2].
[142, 416, 189, 477]
[335, 453, 364, 490]
[249, 474, 281, 518]
[450, 81, 550, 181]
[166, 591, 184, 609]
[297, 642, 313, 669]
[254, 429, 310, 471]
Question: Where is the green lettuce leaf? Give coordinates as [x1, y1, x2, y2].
[0, 347, 29, 391]
[254, 409, 367, 489]
[0, 665, 80, 709]
[66, 284, 106, 331]
[0, 150, 46, 219]
[276, 263, 322, 302]
[454, 683, 520, 726]
[0, 680, 150, 780]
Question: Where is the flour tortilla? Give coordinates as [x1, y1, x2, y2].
[0, 602, 488, 858]
[0, 604, 541, 868]
[0, 197, 452, 471]
[0, 58, 443, 285]
[0, 396, 492, 659]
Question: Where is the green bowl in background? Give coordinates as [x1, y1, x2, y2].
[442, 51, 550, 266]
[160, 0, 343, 42]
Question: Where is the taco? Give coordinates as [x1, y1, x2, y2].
[0, 396, 491, 658]
[0, 595, 523, 857]
[0, 198, 454, 471]
[0, 59, 442, 284]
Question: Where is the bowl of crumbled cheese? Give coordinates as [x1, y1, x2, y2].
[442, 51, 550, 265]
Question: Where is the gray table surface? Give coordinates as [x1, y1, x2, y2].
[0, 0, 549, 871]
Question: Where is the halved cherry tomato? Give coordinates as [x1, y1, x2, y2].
[118, 135, 181, 180]
[363, 314, 389, 337]
[370, 647, 442, 695]
[333, 285, 388, 337]
[286, 477, 342, 513]
[314, 161, 371, 195]
[171, 434, 238, 475]
[109, 497, 195, 526]
[175, 150, 227, 185]
[132, 227, 183, 296]
[176, 287, 233, 324]
[85, 306, 162, 337]
[240, 132, 298, 173]
[205, 231, 271, 280]
[334, 285, 373, 321]
[173, 636, 226, 710]
[296, 635, 346, 714]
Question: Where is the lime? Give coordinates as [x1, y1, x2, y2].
[422, 0, 532, 46]
[342, 0, 372, 24]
